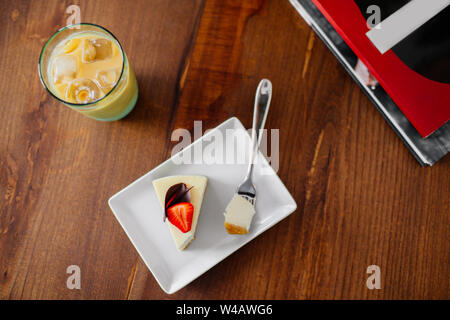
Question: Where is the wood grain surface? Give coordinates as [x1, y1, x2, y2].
[0, 0, 448, 300]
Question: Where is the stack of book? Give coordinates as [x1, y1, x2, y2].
[290, 0, 450, 166]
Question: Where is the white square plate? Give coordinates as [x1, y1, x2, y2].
[108, 117, 297, 294]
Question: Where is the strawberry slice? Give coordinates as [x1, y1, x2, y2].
[167, 202, 194, 233]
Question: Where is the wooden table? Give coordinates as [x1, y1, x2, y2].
[0, 0, 448, 300]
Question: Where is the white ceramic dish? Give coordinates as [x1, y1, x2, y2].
[108, 117, 297, 294]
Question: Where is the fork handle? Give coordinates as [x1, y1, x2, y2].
[246, 79, 272, 179]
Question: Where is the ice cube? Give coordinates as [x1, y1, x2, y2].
[92, 39, 112, 60]
[96, 68, 120, 93]
[52, 54, 78, 84]
[81, 39, 96, 63]
[63, 38, 81, 54]
[65, 78, 101, 104]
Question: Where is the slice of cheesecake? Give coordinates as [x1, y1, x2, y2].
[153, 175, 207, 250]
[224, 194, 256, 234]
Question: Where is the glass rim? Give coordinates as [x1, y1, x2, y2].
[38, 23, 126, 108]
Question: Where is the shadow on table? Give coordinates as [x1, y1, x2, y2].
[120, 71, 175, 126]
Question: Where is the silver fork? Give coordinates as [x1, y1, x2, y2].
[237, 79, 272, 205]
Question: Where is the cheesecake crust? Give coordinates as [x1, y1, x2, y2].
[224, 222, 248, 235]
[179, 236, 194, 251]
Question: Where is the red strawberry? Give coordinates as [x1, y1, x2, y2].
[167, 202, 194, 233]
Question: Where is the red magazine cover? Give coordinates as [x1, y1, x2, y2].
[312, 0, 450, 137]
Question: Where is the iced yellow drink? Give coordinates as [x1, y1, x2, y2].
[39, 24, 138, 121]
